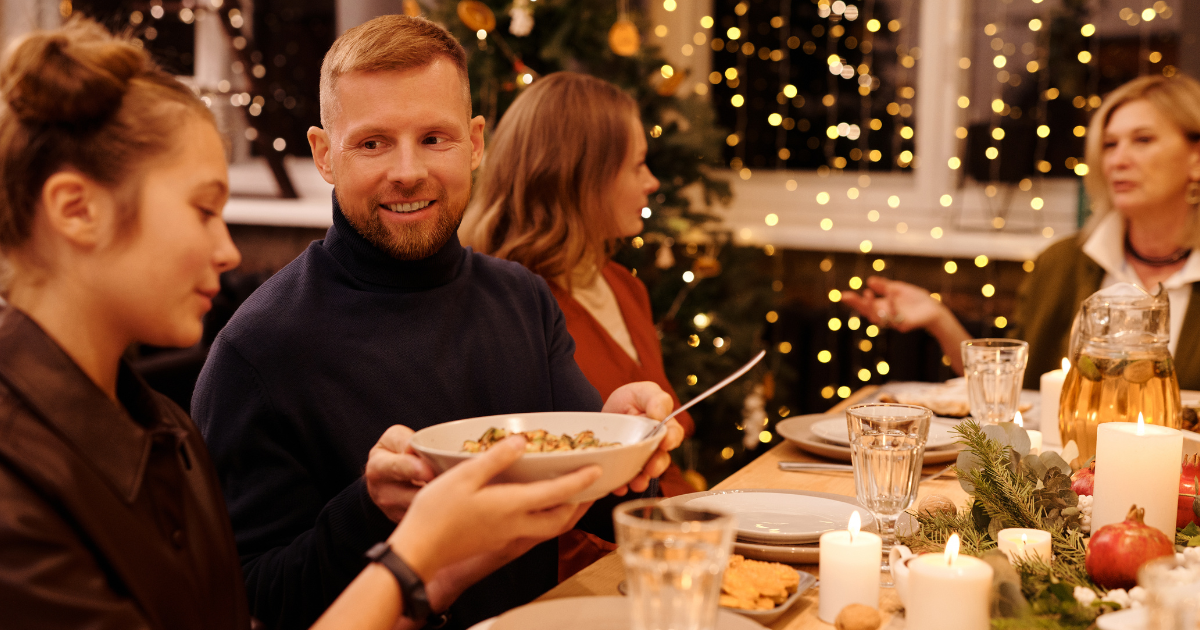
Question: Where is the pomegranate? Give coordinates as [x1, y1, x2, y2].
[1180, 454, 1200, 529]
[1072, 460, 1096, 496]
[1086, 505, 1175, 590]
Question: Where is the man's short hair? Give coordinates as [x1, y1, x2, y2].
[319, 15, 471, 130]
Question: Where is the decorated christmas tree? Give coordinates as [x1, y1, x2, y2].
[434, 0, 787, 486]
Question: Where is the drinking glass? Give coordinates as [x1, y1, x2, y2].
[961, 339, 1029, 424]
[1139, 555, 1200, 630]
[847, 403, 932, 586]
[614, 499, 736, 630]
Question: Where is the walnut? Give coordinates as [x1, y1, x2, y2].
[835, 603, 881, 630]
[917, 494, 957, 517]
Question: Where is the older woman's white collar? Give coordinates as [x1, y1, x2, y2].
[1081, 212, 1200, 291]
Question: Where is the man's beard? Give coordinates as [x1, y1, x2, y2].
[341, 187, 465, 261]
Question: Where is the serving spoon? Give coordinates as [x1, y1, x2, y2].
[642, 350, 767, 440]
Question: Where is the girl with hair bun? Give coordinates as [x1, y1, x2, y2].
[0, 19, 601, 630]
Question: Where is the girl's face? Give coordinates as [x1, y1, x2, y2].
[609, 117, 659, 239]
[87, 117, 241, 348]
[1102, 99, 1200, 218]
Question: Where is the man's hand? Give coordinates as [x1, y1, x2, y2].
[602, 382, 685, 496]
[388, 436, 601, 582]
[364, 425, 436, 523]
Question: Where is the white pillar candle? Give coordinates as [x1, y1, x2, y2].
[1092, 414, 1183, 538]
[818, 511, 881, 623]
[1040, 358, 1068, 443]
[996, 528, 1052, 563]
[1014, 412, 1042, 455]
[906, 534, 993, 630]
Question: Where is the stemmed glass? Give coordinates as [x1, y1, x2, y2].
[846, 403, 932, 586]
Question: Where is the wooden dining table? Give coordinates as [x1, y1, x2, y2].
[537, 386, 971, 629]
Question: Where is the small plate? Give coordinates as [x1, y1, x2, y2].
[617, 570, 816, 625]
[1096, 607, 1146, 630]
[733, 539, 819, 564]
[664, 489, 875, 546]
[488, 596, 764, 630]
[723, 569, 816, 625]
[809, 417, 961, 448]
[776, 415, 962, 464]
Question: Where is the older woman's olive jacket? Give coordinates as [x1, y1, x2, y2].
[0, 306, 252, 629]
[1010, 236, 1200, 390]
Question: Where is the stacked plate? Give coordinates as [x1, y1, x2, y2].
[775, 413, 964, 464]
[661, 489, 875, 564]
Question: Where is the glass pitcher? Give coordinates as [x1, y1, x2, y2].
[1059, 283, 1181, 468]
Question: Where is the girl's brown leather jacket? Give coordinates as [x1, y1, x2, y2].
[0, 306, 253, 629]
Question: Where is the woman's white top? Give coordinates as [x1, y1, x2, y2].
[1082, 212, 1200, 355]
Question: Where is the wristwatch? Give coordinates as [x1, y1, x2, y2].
[364, 542, 434, 624]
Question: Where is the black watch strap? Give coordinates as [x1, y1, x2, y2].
[365, 542, 433, 623]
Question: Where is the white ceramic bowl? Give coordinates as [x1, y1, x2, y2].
[409, 411, 666, 503]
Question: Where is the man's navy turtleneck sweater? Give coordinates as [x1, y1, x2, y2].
[192, 197, 607, 630]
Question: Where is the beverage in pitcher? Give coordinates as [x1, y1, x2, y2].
[1058, 282, 1182, 468]
[1058, 348, 1180, 467]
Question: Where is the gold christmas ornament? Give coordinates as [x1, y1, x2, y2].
[656, 68, 688, 96]
[692, 256, 722, 279]
[608, 19, 640, 56]
[457, 0, 496, 32]
[402, 0, 421, 16]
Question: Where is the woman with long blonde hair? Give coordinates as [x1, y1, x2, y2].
[461, 71, 696, 579]
[842, 73, 1200, 388]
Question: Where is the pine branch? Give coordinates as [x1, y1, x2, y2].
[955, 419, 1043, 528]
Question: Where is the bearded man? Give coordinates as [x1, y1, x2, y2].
[192, 15, 683, 630]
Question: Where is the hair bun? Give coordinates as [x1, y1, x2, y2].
[2, 21, 147, 126]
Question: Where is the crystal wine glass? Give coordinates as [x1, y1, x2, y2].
[847, 403, 931, 587]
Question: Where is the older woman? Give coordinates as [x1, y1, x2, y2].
[844, 73, 1200, 389]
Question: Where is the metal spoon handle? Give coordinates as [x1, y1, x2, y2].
[643, 350, 767, 439]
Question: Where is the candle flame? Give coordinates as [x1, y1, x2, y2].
[1062, 357, 1070, 373]
[1137, 412, 1145, 436]
[1020, 533, 1028, 550]
[944, 533, 961, 566]
[848, 510, 861, 542]
[1014, 411, 1024, 428]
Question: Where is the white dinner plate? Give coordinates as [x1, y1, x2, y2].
[485, 596, 764, 630]
[808, 417, 961, 449]
[1095, 607, 1146, 630]
[666, 489, 875, 546]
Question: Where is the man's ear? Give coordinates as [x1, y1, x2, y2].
[39, 171, 110, 249]
[469, 115, 486, 171]
[308, 126, 335, 185]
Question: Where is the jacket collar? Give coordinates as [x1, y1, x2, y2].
[0, 306, 182, 503]
[322, 191, 466, 291]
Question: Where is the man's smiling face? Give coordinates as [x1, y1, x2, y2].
[309, 57, 484, 260]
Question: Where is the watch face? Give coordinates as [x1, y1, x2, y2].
[365, 541, 391, 561]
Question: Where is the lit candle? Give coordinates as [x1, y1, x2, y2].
[818, 511, 882, 623]
[1014, 412, 1042, 455]
[906, 534, 994, 630]
[1040, 358, 1069, 445]
[996, 528, 1052, 563]
[1092, 413, 1183, 537]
